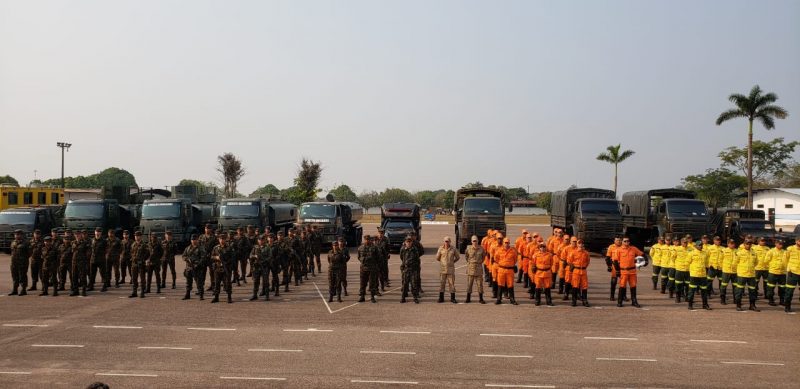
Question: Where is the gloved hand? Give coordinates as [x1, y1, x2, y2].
[569, 264, 575, 272]
[605, 256, 612, 267]
[613, 262, 620, 272]
[513, 265, 518, 273]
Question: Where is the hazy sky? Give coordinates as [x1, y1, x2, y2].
[1, 0, 798, 196]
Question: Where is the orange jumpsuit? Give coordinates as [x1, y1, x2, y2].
[530, 251, 554, 289]
[569, 249, 591, 290]
[616, 246, 644, 288]
[490, 240, 502, 282]
[482, 234, 493, 269]
[560, 243, 578, 284]
[494, 246, 517, 288]
[606, 243, 622, 278]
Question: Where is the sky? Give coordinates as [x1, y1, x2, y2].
[1, 0, 798, 196]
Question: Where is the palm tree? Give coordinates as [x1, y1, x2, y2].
[596, 144, 635, 196]
[217, 153, 246, 198]
[716, 85, 788, 208]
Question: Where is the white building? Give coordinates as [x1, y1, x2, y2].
[752, 188, 800, 230]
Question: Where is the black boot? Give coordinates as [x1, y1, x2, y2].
[675, 289, 682, 303]
[183, 291, 191, 300]
[438, 292, 445, 303]
[400, 295, 406, 303]
[495, 287, 504, 305]
[702, 290, 711, 310]
[545, 288, 554, 306]
[721, 293, 727, 305]
[563, 284, 571, 301]
[736, 296, 744, 311]
[669, 288, 674, 299]
[199, 291, 204, 300]
[465, 293, 471, 303]
[571, 288, 578, 306]
[249, 293, 258, 301]
[785, 292, 793, 312]
[688, 294, 694, 310]
[748, 300, 760, 312]
[534, 288, 541, 306]
[227, 293, 233, 304]
[558, 279, 564, 295]
[581, 289, 590, 307]
[509, 288, 518, 305]
[337, 291, 342, 303]
[479, 293, 486, 304]
[631, 287, 640, 308]
[652, 277, 658, 290]
[10, 284, 18, 296]
[370, 294, 377, 303]
[617, 287, 625, 307]
[29, 282, 37, 291]
[329, 294, 334, 303]
[450, 293, 458, 304]
[610, 278, 617, 301]
[661, 280, 667, 294]
[52, 288, 58, 297]
[358, 295, 365, 302]
[80, 287, 86, 297]
[516, 271, 523, 283]
[491, 283, 498, 299]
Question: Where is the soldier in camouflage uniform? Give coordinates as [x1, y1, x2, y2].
[410, 231, 425, 294]
[182, 234, 205, 300]
[160, 231, 177, 289]
[276, 232, 291, 292]
[199, 225, 217, 292]
[106, 229, 122, 288]
[375, 228, 391, 292]
[129, 231, 149, 298]
[337, 236, 351, 296]
[267, 234, 282, 297]
[27, 229, 43, 291]
[400, 236, 421, 303]
[310, 225, 323, 274]
[328, 239, 348, 302]
[246, 225, 257, 278]
[288, 229, 304, 286]
[9, 230, 31, 296]
[211, 234, 235, 303]
[40, 236, 59, 296]
[249, 234, 270, 301]
[299, 229, 311, 280]
[119, 230, 132, 285]
[146, 232, 163, 294]
[50, 230, 62, 250]
[70, 230, 91, 297]
[235, 227, 251, 286]
[58, 229, 74, 291]
[88, 228, 107, 292]
[358, 235, 381, 303]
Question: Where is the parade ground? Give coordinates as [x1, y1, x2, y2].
[0, 224, 797, 388]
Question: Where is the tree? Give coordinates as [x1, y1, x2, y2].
[250, 184, 280, 198]
[280, 186, 305, 205]
[357, 190, 381, 209]
[294, 158, 322, 203]
[682, 168, 747, 213]
[718, 137, 799, 186]
[379, 188, 414, 204]
[217, 153, 246, 198]
[329, 184, 358, 202]
[715, 85, 789, 207]
[41, 167, 137, 188]
[596, 144, 635, 196]
[462, 181, 484, 189]
[505, 187, 529, 201]
[534, 192, 552, 213]
[414, 190, 438, 209]
[0, 175, 19, 185]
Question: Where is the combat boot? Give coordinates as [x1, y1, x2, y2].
[329, 294, 334, 303]
[516, 271, 523, 284]
[69, 289, 78, 297]
[769, 297, 777, 306]
[80, 287, 86, 297]
[545, 288, 554, 306]
[702, 290, 711, 310]
[534, 289, 542, 306]
[491, 283, 498, 299]
[450, 293, 458, 304]
[558, 279, 564, 295]
[284, 283, 289, 292]
[785, 299, 792, 313]
[688, 296, 694, 310]
[495, 287, 504, 305]
[438, 292, 445, 303]
[631, 287, 641, 308]
[52, 288, 58, 297]
[609, 278, 617, 301]
[199, 291, 204, 301]
[211, 293, 219, 303]
[129, 288, 137, 298]
[29, 281, 37, 291]
[675, 289, 682, 303]
[571, 288, 579, 306]
[358, 295, 366, 302]
[370, 294, 377, 303]
[563, 284, 572, 301]
[337, 292, 342, 303]
[227, 294, 233, 304]
[10, 284, 18, 296]
[617, 288, 625, 307]
[508, 288, 518, 305]
[748, 300, 760, 312]
[479, 293, 486, 304]
[582, 290, 590, 307]
[40, 288, 48, 296]
[183, 291, 191, 300]
[20, 286, 27, 296]
[720, 294, 727, 305]
[156, 285, 161, 294]
[652, 277, 658, 290]
[660, 282, 667, 294]
[465, 293, 471, 303]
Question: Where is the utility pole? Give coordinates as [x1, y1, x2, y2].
[56, 142, 72, 188]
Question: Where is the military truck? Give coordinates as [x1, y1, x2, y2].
[297, 197, 363, 247]
[380, 203, 422, 251]
[218, 197, 296, 234]
[139, 185, 219, 244]
[0, 207, 58, 252]
[453, 187, 506, 253]
[621, 189, 710, 246]
[61, 186, 145, 235]
[711, 209, 781, 245]
[550, 188, 622, 250]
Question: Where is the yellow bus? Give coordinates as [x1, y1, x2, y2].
[0, 185, 65, 211]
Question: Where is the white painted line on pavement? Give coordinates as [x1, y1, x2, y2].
[31, 344, 84, 348]
[485, 385, 555, 388]
[96, 373, 158, 377]
[138, 346, 192, 350]
[283, 328, 333, 332]
[481, 334, 532, 338]
[187, 327, 236, 331]
[584, 337, 638, 341]
[596, 358, 656, 362]
[3, 324, 49, 328]
[312, 282, 333, 314]
[248, 349, 303, 353]
[351, 380, 418, 385]
[0, 371, 32, 375]
[330, 302, 361, 314]
[220, 376, 286, 381]
[721, 361, 784, 366]
[476, 354, 533, 358]
[380, 331, 431, 334]
[360, 351, 417, 355]
[93, 325, 142, 329]
[690, 339, 747, 344]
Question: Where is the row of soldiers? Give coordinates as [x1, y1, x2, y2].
[647, 234, 800, 312]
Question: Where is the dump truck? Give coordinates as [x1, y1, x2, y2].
[550, 188, 622, 249]
[218, 197, 296, 234]
[621, 189, 710, 246]
[380, 203, 422, 251]
[453, 187, 506, 253]
[297, 197, 363, 247]
[139, 185, 219, 244]
[0, 207, 59, 252]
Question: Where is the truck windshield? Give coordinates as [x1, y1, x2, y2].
[0, 211, 35, 225]
[463, 198, 503, 215]
[385, 220, 414, 229]
[141, 203, 181, 219]
[300, 204, 337, 219]
[580, 200, 620, 214]
[220, 204, 260, 218]
[666, 201, 707, 217]
[65, 203, 104, 219]
[740, 220, 774, 231]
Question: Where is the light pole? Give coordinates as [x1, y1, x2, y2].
[56, 142, 72, 188]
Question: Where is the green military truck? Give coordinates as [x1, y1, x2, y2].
[297, 197, 363, 247]
[218, 197, 296, 234]
[139, 185, 219, 245]
[550, 188, 622, 250]
[621, 188, 710, 246]
[0, 207, 59, 252]
[711, 208, 785, 246]
[453, 187, 506, 253]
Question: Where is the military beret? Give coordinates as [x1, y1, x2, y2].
[257, 235, 265, 240]
[205, 223, 213, 228]
[236, 227, 243, 231]
[148, 231, 156, 235]
[268, 233, 275, 238]
[246, 225, 254, 229]
[64, 228, 72, 232]
[190, 234, 199, 240]
[95, 227, 103, 232]
[44, 236, 52, 241]
[218, 234, 228, 239]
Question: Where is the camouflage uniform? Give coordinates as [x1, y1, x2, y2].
[198, 231, 217, 292]
[267, 239, 282, 297]
[375, 233, 391, 291]
[327, 245, 347, 302]
[28, 234, 44, 291]
[58, 234, 74, 290]
[70, 235, 90, 296]
[160, 237, 177, 289]
[106, 234, 122, 287]
[40, 239, 59, 296]
[300, 232, 312, 278]
[358, 239, 380, 302]
[400, 244, 421, 302]
[248, 241, 271, 300]
[119, 235, 132, 284]
[211, 241, 235, 303]
[236, 232, 252, 285]
[146, 236, 163, 293]
[310, 228, 323, 273]
[129, 236, 149, 297]
[88, 232, 107, 291]
[182, 241, 205, 299]
[289, 234, 304, 286]
[9, 233, 31, 295]
[338, 238, 351, 296]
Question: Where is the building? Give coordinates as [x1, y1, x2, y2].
[752, 188, 800, 230]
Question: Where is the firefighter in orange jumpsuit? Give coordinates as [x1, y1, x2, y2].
[482, 229, 494, 283]
[615, 237, 644, 308]
[515, 230, 529, 284]
[606, 237, 623, 301]
[553, 235, 571, 295]
[547, 228, 563, 289]
[529, 242, 554, 306]
[569, 239, 591, 307]
[494, 237, 518, 305]
[521, 233, 536, 290]
[559, 237, 578, 300]
[489, 232, 503, 298]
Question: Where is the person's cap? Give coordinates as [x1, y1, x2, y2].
[165, 230, 172, 235]
[774, 239, 784, 245]
[471, 235, 479, 242]
[570, 237, 578, 242]
[695, 240, 702, 246]
[758, 237, 766, 242]
[247, 225, 254, 229]
[405, 235, 414, 241]
[148, 231, 156, 235]
[503, 237, 510, 243]
[33, 229, 41, 234]
[205, 223, 213, 229]
[443, 236, 451, 242]
[268, 233, 275, 238]
[219, 234, 227, 239]
[190, 234, 199, 240]
[363, 234, 372, 240]
[95, 227, 103, 232]
[134, 231, 142, 236]
[44, 236, 52, 241]
[257, 234, 265, 240]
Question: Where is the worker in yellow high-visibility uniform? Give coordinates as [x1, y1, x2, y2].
[752, 237, 771, 299]
[673, 238, 691, 303]
[732, 240, 760, 312]
[649, 237, 664, 290]
[705, 236, 723, 296]
[764, 240, 787, 307]
[687, 241, 711, 310]
[784, 238, 800, 313]
[719, 239, 737, 305]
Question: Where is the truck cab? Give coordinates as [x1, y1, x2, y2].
[550, 188, 621, 249]
[622, 189, 710, 246]
[139, 198, 198, 243]
[218, 198, 296, 234]
[453, 188, 506, 253]
[380, 203, 422, 251]
[0, 207, 57, 251]
[297, 201, 363, 247]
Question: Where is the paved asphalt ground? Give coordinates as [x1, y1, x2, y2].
[0, 223, 797, 388]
